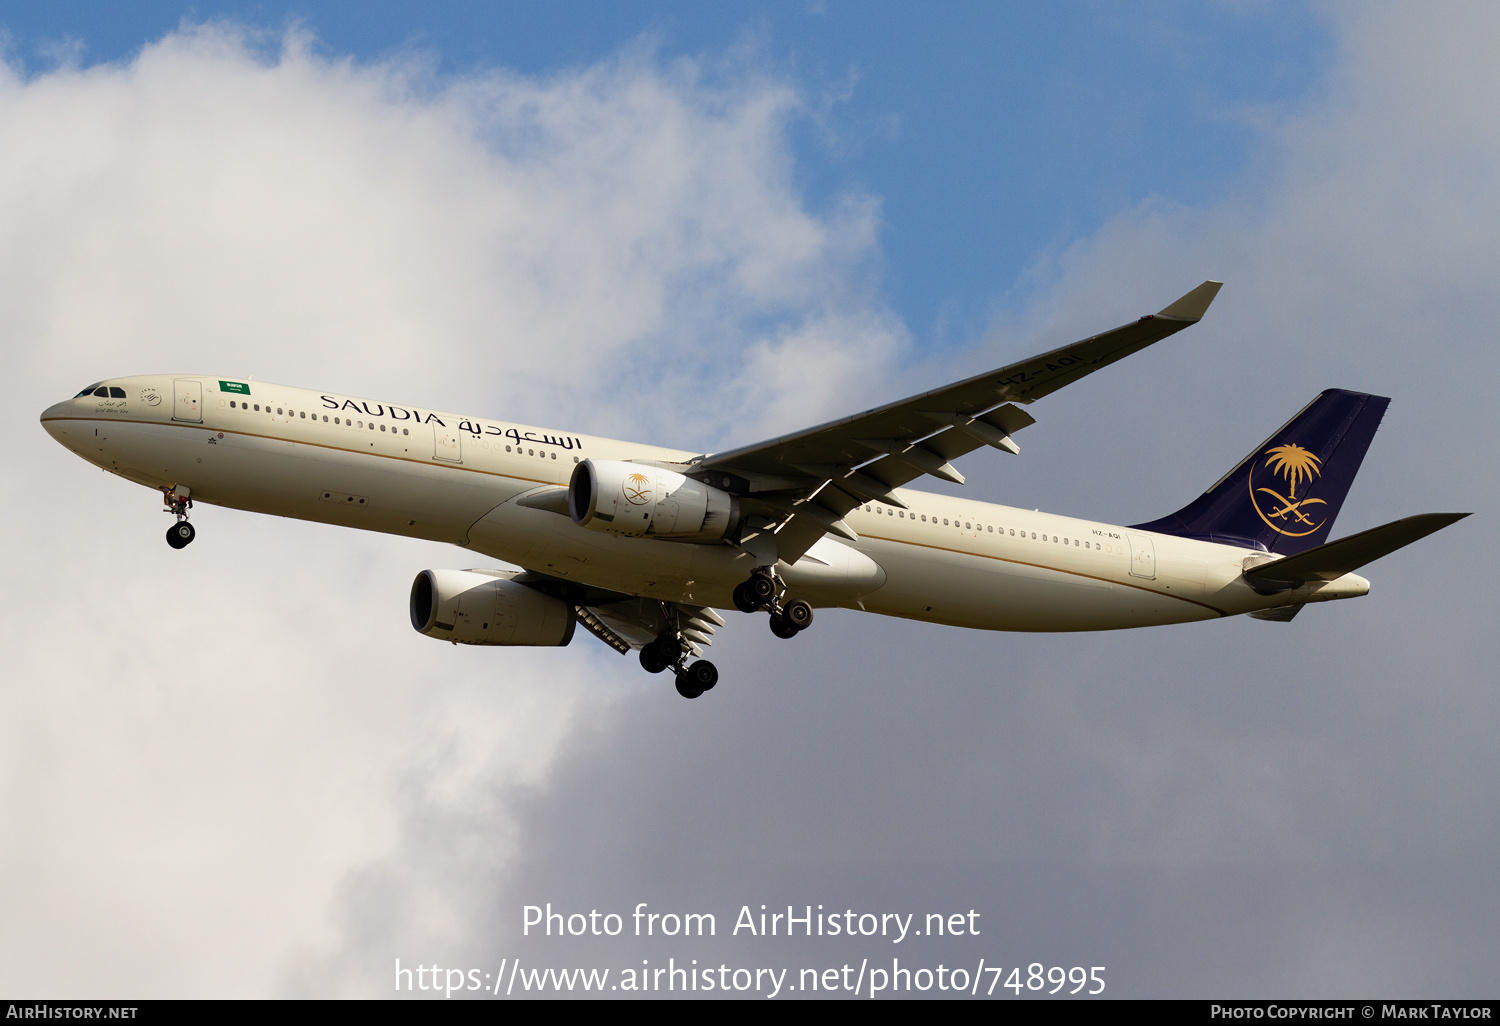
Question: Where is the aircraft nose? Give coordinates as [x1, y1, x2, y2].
[40, 400, 74, 441]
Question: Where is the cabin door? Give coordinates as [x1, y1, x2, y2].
[433, 425, 463, 463]
[1126, 531, 1156, 580]
[172, 379, 202, 423]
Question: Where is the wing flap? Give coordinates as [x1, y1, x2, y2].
[573, 605, 631, 654]
[583, 597, 724, 653]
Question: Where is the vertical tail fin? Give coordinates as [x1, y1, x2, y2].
[1130, 389, 1390, 554]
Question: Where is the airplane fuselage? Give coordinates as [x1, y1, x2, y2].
[41, 374, 1369, 633]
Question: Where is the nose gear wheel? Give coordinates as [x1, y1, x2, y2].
[162, 488, 195, 548]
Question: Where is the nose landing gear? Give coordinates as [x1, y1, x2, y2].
[163, 487, 195, 549]
[733, 568, 814, 639]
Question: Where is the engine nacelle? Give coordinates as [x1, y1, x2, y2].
[409, 569, 576, 646]
[568, 459, 739, 541]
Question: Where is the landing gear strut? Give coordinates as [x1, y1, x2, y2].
[163, 487, 195, 549]
[733, 568, 814, 639]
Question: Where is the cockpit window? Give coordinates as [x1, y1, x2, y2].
[75, 384, 103, 398]
[93, 387, 110, 397]
[109, 387, 126, 398]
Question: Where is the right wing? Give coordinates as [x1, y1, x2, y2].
[692, 280, 1224, 563]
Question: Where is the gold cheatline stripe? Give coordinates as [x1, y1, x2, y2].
[47, 414, 1230, 617]
[42, 415, 561, 487]
[857, 530, 1230, 617]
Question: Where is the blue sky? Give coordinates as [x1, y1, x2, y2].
[3, 1, 1333, 343]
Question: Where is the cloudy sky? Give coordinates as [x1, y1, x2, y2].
[1, 1, 1495, 999]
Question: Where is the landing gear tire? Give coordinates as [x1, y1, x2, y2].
[166, 522, 196, 549]
[769, 614, 800, 639]
[687, 660, 718, 692]
[783, 598, 813, 630]
[748, 574, 777, 605]
[640, 646, 670, 674]
[732, 581, 758, 614]
[653, 634, 684, 664]
[674, 675, 703, 699]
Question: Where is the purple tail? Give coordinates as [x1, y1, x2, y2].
[1130, 389, 1389, 555]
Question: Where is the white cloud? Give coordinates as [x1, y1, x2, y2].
[0, 22, 902, 996]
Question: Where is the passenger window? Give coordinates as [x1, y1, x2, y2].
[380, 424, 386, 431]
[403, 428, 409, 435]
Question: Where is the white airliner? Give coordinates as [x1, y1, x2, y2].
[41, 281, 1465, 698]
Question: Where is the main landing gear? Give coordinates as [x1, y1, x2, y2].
[163, 487, 196, 550]
[732, 568, 813, 639]
[639, 632, 719, 700]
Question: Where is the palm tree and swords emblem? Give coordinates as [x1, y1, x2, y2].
[622, 471, 653, 505]
[1249, 443, 1327, 536]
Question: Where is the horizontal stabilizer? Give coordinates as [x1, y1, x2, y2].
[1243, 512, 1470, 585]
[1248, 604, 1304, 622]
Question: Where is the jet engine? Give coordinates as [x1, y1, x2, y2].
[568, 459, 739, 541]
[409, 569, 576, 646]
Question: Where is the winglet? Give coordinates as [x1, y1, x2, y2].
[1156, 280, 1223, 322]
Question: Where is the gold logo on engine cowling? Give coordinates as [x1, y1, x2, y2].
[622, 472, 653, 505]
[1249, 443, 1327, 537]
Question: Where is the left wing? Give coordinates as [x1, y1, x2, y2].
[511, 570, 725, 656]
[583, 598, 725, 657]
[691, 280, 1223, 563]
